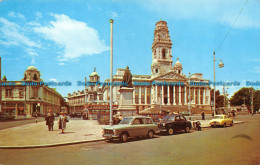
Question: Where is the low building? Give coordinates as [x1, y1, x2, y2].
[0, 66, 64, 117]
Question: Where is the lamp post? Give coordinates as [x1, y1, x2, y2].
[188, 72, 191, 120]
[109, 19, 114, 126]
[213, 51, 224, 116]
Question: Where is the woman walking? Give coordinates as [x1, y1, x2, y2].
[58, 111, 68, 134]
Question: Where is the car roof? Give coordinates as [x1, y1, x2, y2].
[124, 116, 151, 119]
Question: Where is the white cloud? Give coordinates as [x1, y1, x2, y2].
[0, 17, 41, 64]
[33, 14, 109, 61]
[8, 11, 25, 19]
[59, 63, 65, 66]
[136, 0, 260, 29]
[0, 18, 40, 48]
[49, 78, 58, 82]
[255, 67, 260, 73]
[111, 12, 119, 19]
[36, 12, 42, 19]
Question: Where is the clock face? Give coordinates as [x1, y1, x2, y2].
[161, 33, 166, 38]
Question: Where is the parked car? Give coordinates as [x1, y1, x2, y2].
[0, 113, 15, 120]
[181, 111, 191, 116]
[157, 114, 192, 135]
[32, 112, 46, 117]
[210, 115, 233, 127]
[103, 116, 158, 142]
[69, 112, 82, 118]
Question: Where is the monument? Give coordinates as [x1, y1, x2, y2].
[117, 66, 136, 116]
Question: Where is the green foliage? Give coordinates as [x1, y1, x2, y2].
[230, 87, 259, 111]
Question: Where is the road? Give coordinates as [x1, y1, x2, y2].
[0, 115, 259, 165]
[0, 118, 45, 130]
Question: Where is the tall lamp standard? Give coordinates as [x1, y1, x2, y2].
[213, 51, 224, 116]
[109, 19, 114, 126]
[188, 72, 191, 120]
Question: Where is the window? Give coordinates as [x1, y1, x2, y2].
[133, 118, 144, 124]
[135, 88, 139, 104]
[175, 116, 180, 121]
[180, 116, 186, 121]
[33, 74, 38, 80]
[162, 49, 166, 59]
[19, 89, 24, 98]
[6, 89, 13, 98]
[144, 118, 153, 124]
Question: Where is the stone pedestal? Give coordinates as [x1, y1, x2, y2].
[117, 87, 136, 116]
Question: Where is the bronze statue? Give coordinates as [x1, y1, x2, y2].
[122, 66, 133, 87]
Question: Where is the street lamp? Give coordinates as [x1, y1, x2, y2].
[109, 19, 114, 126]
[188, 72, 191, 120]
[213, 51, 224, 116]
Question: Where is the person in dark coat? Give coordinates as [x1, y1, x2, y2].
[201, 111, 205, 120]
[46, 110, 55, 131]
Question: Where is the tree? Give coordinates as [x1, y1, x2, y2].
[210, 89, 224, 108]
[230, 87, 259, 112]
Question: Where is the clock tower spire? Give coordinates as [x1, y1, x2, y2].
[151, 20, 173, 77]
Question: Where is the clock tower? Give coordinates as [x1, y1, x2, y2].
[151, 20, 173, 77]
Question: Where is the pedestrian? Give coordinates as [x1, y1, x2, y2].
[46, 110, 55, 131]
[58, 111, 68, 134]
[201, 111, 205, 120]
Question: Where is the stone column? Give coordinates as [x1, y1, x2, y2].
[198, 88, 201, 105]
[184, 86, 187, 105]
[155, 85, 157, 104]
[203, 88, 206, 105]
[145, 87, 147, 105]
[193, 87, 196, 104]
[173, 86, 176, 105]
[139, 86, 142, 104]
[161, 85, 164, 105]
[167, 85, 170, 105]
[179, 86, 181, 105]
[133, 87, 136, 104]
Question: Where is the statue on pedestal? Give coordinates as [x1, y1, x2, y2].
[122, 66, 133, 88]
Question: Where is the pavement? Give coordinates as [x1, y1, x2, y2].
[0, 118, 244, 149]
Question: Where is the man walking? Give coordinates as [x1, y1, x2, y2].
[201, 111, 205, 120]
[46, 110, 55, 131]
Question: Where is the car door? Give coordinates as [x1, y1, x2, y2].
[174, 116, 181, 131]
[179, 116, 187, 130]
[144, 118, 157, 134]
[131, 118, 144, 137]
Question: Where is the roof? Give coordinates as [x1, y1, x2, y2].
[26, 66, 38, 71]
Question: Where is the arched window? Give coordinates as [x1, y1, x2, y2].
[155, 68, 159, 73]
[34, 74, 38, 80]
[162, 49, 166, 59]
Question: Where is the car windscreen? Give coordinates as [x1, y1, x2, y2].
[120, 118, 133, 124]
[163, 115, 175, 121]
[214, 116, 223, 119]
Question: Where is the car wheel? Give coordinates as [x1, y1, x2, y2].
[147, 130, 154, 138]
[168, 128, 174, 135]
[120, 132, 128, 142]
[230, 121, 233, 126]
[185, 126, 190, 133]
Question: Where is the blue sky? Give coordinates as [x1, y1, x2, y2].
[0, 0, 259, 97]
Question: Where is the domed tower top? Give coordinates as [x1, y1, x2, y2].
[173, 57, 183, 75]
[23, 66, 42, 81]
[89, 68, 100, 82]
